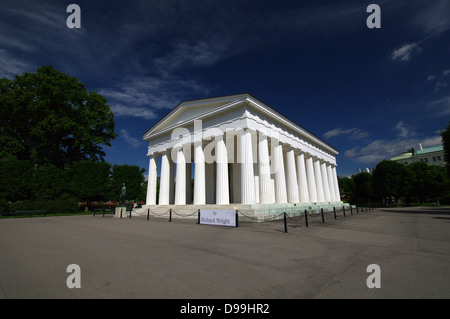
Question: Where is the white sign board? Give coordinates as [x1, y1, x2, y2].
[199, 209, 237, 227]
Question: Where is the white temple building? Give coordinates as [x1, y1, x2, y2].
[139, 93, 345, 220]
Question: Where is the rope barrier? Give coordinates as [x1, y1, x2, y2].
[116, 203, 365, 234]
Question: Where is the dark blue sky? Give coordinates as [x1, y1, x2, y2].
[1, 0, 449, 176]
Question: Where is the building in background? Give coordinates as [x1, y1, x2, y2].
[390, 144, 445, 167]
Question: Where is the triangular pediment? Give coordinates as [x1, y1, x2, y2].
[142, 93, 251, 139]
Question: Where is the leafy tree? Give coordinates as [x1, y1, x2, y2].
[32, 164, 70, 200]
[338, 176, 355, 195]
[406, 162, 429, 204]
[424, 165, 449, 203]
[0, 65, 116, 168]
[441, 121, 450, 176]
[111, 164, 146, 201]
[372, 160, 410, 205]
[0, 158, 33, 202]
[69, 161, 112, 209]
[351, 172, 373, 203]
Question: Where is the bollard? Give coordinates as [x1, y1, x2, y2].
[356, 206, 359, 214]
[93, 209, 96, 217]
[102, 209, 105, 217]
[169, 208, 172, 222]
[304, 210, 309, 227]
[321, 208, 325, 223]
[147, 208, 150, 221]
[350, 205, 353, 215]
[197, 209, 200, 224]
[120, 207, 123, 218]
[129, 207, 132, 219]
[343, 206, 346, 217]
[235, 210, 239, 227]
[333, 207, 337, 219]
[284, 212, 288, 233]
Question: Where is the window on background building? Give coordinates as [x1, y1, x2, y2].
[424, 158, 428, 162]
[432, 157, 436, 162]
[437, 156, 441, 161]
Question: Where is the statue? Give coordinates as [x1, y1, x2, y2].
[120, 183, 126, 205]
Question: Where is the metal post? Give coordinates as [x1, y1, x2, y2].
[235, 210, 239, 227]
[356, 206, 359, 214]
[284, 212, 288, 233]
[304, 210, 309, 227]
[147, 208, 150, 220]
[350, 205, 353, 215]
[120, 207, 123, 218]
[129, 206, 132, 219]
[343, 206, 346, 217]
[333, 207, 336, 219]
[321, 208, 325, 223]
[93, 209, 96, 217]
[169, 208, 172, 222]
[197, 209, 200, 224]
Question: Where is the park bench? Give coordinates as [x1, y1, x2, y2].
[13, 210, 47, 217]
[93, 208, 114, 217]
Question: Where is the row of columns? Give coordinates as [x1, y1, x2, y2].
[146, 131, 341, 206]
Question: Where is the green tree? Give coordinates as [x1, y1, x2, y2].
[337, 176, 355, 202]
[372, 160, 411, 205]
[32, 164, 70, 200]
[441, 121, 450, 176]
[424, 165, 449, 203]
[0, 66, 116, 168]
[407, 162, 429, 204]
[0, 158, 33, 202]
[111, 164, 146, 202]
[351, 172, 373, 203]
[69, 161, 112, 209]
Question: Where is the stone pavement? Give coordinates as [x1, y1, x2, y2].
[0, 206, 449, 299]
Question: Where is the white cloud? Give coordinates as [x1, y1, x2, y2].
[344, 135, 442, 165]
[390, 42, 421, 62]
[429, 96, 450, 116]
[111, 104, 158, 121]
[0, 49, 35, 78]
[120, 129, 143, 149]
[394, 121, 415, 138]
[101, 75, 212, 119]
[154, 38, 238, 74]
[425, 69, 450, 92]
[323, 127, 369, 140]
[412, 0, 450, 36]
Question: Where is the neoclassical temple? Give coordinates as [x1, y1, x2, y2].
[141, 93, 342, 219]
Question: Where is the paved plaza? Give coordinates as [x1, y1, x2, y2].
[0, 207, 449, 299]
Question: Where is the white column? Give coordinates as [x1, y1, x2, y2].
[296, 152, 310, 203]
[216, 134, 229, 205]
[186, 162, 192, 204]
[174, 147, 186, 205]
[321, 161, 331, 202]
[193, 142, 206, 205]
[313, 157, 325, 202]
[272, 140, 287, 203]
[305, 155, 317, 202]
[158, 151, 170, 205]
[146, 155, 158, 205]
[258, 133, 272, 204]
[332, 165, 341, 201]
[240, 130, 256, 204]
[286, 148, 299, 203]
[326, 164, 336, 201]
